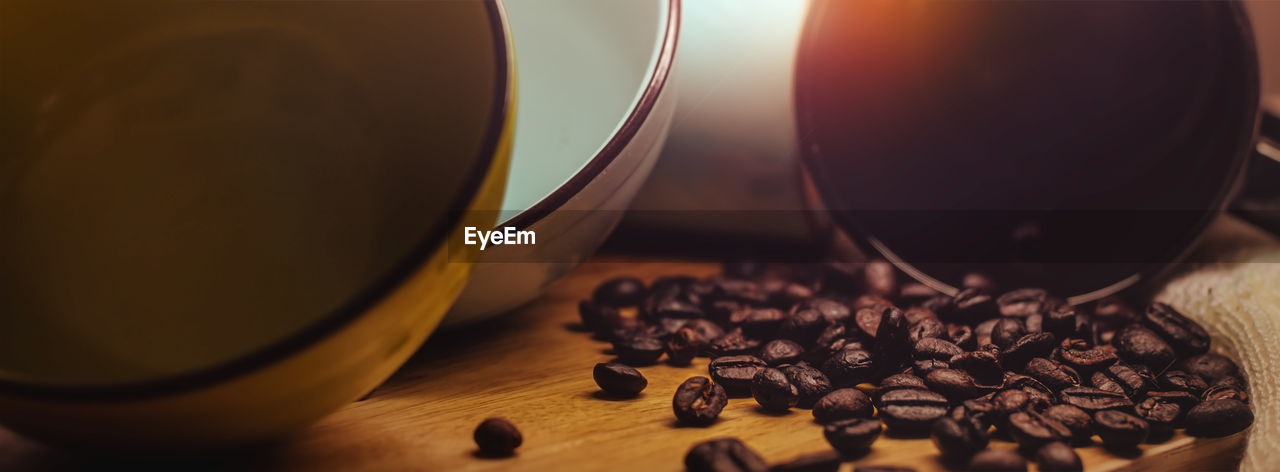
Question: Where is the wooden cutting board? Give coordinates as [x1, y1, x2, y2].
[0, 258, 1247, 471]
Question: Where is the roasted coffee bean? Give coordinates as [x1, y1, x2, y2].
[593, 362, 647, 396]
[1185, 399, 1254, 438]
[951, 400, 997, 431]
[989, 388, 1032, 422]
[909, 318, 947, 344]
[1211, 374, 1248, 390]
[974, 318, 999, 348]
[913, 338, 963, 361]
[760, 339, 806, 366]
[1002, 372, 1053, 397]
[1054, 338, 1118, 372]
[1145, 390, 1200, 412]
[930, 416, 989, 461]
[1113, 325, 1175, 373]
[782, 308, 829, 345]
[998, 332, 1056, 371]
[666, 327, 704, 366]
[874, 306, 912, 376]
[965, 449, 1027, 472]
[1022, 358, 1080, 392]
[1057, 386, 1133, 412]
[1135, 395, 1182, 434]
[925, 369, 982, 401]
[1043, 305, 1081, 339]
[912, 359, 951, 378]
[1093, 296, 1139, 328]
[853, 307, 883, 340]
[1007, 410, 1071, 450]
[813, 388, 874, 423]
[1092, 410, 1149, 448]
[709, 329, 761, 357]
[768, 451, 841, 472]
[709, 355, 768, 395]
[729, 307, 787, 337]
[770, 282, 815, 308]
[593, 277, 646, 307]
[1203, 384, 1250, 403]
[1144, 302, 1210, 357]
[1089, 363, 1151, 398]
[876, 373, 928, 400]
[950, 350, 1003, 386]
[713, 278, 769, 305]
[947, 323, 977, 350]
[822, 417, 882, 456]
[1043, 404, 1093, 446]
[1024, 314, 1043, 334]
[997, 288, 1050, 317]
[877, 388, 948, 435]
[904, 306, 940, 325]
[673, 376, 728, 425]
[783, 364, 833, 408]
[685, 437, 768, 472]
[752, 368, 797, 411]
[852, 294, 894, 312]
[645, 291, 705, 320]
[1178, 353, 1240, 383]
[683, 319, 727, 347]
[945, 288, 998, 323]
[822, 348, 875, 387]
[578, 300, 621, 333]
[798, 298, 854, 325]
[473, 417, 522, 456]
[1157, 370, 1208, 396]
[613, 335, 665, 365]
[990, 318, 1029, 350]
[657, 316, 697, 336]
[1034, 442, 1083, 472]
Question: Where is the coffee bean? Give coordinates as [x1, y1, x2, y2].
[913, 338, 963, 362]
[947, 323, 977, 350]
[578, 300, 620, 334]
[1145, 390, 1200, 412]
[473, 417, 522, 456]
[909, 319, 947, 346]
[852, 294, 894, 312]
[873, 306, 912, 376]
[1057, 386, 1133, 412]
[751, 368, 797, 412]
[911, 359, 951, 378]
[1054, 338, 1117, 372]
[904, 306, 939, 325]
[593, 362, 647, 397]
[1113, 325, 1175, 373]
[1157, 370, 1208, 396]
[997, 288, 1052, 317]
[1144, 302, 1210, 357]
[1022, 358, 1080, 392]
[593, 277, 646, 307]
[1178, 353, 1240, 383]
[760, 339, 806, 366]
[666, 327, 704, 366]
[673, 376, 729, 425]
[709, 329, 761, 357]
[876, 373, 928, 400]
[974, 318, 999, 347]
[1089, 363, 1151, 398]
[1092, 410, 1149, 448]
[1203, 384, 1249, 403]
[853, 307, 882, 340]
[1024, 314, 1043, 334]
[795, 298, 853, 326]
[710, 355, 767, 396]
[729, 307, 787, 337]
[965, 449, 1027, 472]
[1135, 395, 1182, 434]
[1043, 305, 1082, 339]
[988, 389, 1032, 424]
[945, 288, 998, 324]
[822, 417, 883, 456]
[990, 318, 1028, 350]
[998, 332, 1056, 371]
[645, 289, 704, 320]
[1001, 372, 1053, 397]
[925, 369, 982, 401]
[1007, 410, 1071, 450]
[685, 437, 767, 472]
[861, 260, 899, 298]
[783, 364, 833, 408]
[877, 388, 948, 435]
[1211, 374, 1248, 391]
[1034, 442, 1083, 472]
[782, 309, 828, 345]
[613, 335, 665, 366]
[768, 450, 841, 472]
[713, 278, 769, 305]
[1185, 399, 1253, 438]
[822, 348, 875, 388]
[949, 350, 1004, 386]
[682, 319, 727, 346]
[930, 416, 989, 461]
[813, 388, 873, 423]
[951, 400, 997, 431]
[1043, 404, 1093, 446]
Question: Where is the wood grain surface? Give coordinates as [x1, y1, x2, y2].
[0, 258, 1248, 471]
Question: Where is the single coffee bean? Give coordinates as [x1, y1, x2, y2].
[876, 373, 928, 400]
[822, 417, 883, 456]
[874, 306, 913, 377]
[930, 416, 989, 461]
[1185, 399, 1254, 438]
[593, 276, 646, 307]
[1157, 370, 1208, 396]
[782, 308, 829, 345]
[1043, 304, 1082, 340]
[1145, 390, 1201, 412]
[1092, 410, 1149, 448]
[1144, 302, 1210, 357]
[752, 368, 797, 412]
[909, 318, 947, 344]
[989, 388, 1032, 423]
[645, 290, 705, 320]
[914, 337, 964, 361]
[965, 449, 1027, 472]
[1113, 325, 1176, 373]
[997, 288, 1050, 317]
[945, 288, 998, 324]
[813, 388, 874, 423]
[949, 350, 1004, 386]
[798, 298, 854, 325]
[998, 332, 1056, 371]
[806, 324, 850, 364]
[730, 307, 787, 337]
[1135, 395, 1182, 434]
[708, 328, 761, 358]
[1089, 363, 1152, 398]
[1007, 410, 1071, 450]
[673, 376, 729, 425]
[759, 339, 806, 366]
[947, 323, 977, 350]
[951, 400, 996, 431]
[853, 307, 883, 340]
[1054, 338, 1118, 372]
[473, 417, 522, 456]
[768, 450, 841, 472]
[991, 318, 1027, 350]
[1203, 384, 1250, 404]
[613, 335, 665, 366]
[1178, 353, 1240, 383]
[682, 319, 727, 347]
[974, 318, 1000, 348]
[1024, 314, 1044, 334]
[1034, 442, 1083, 472]
[593, 362, 647, 397]
[1043, 404, 1093, 446]
[1022, 358, 1080, 392]
[1057, 386, 1133, 412]
[783, 363, 833, 408]
[666, 327, 705, 366]
[925, 369, 982, 401]
[822, 348, 875, 388]
[685, 437, 768, 472]
[709, 355, 768, 396]
[877, 388, 948, 435]
[904, 306, 940, 325]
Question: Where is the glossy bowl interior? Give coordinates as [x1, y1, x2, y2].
[0, 0, 512, 449]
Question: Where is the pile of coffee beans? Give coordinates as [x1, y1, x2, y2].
[578, 262, 1254, 471]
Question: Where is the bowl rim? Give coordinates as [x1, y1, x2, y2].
[0, 0, 514, 401]
[503, 0, 681, 230]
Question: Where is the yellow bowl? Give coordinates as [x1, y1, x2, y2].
[0, 0, 513, 450]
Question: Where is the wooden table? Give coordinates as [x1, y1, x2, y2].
[0, 259, 1247, 471]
